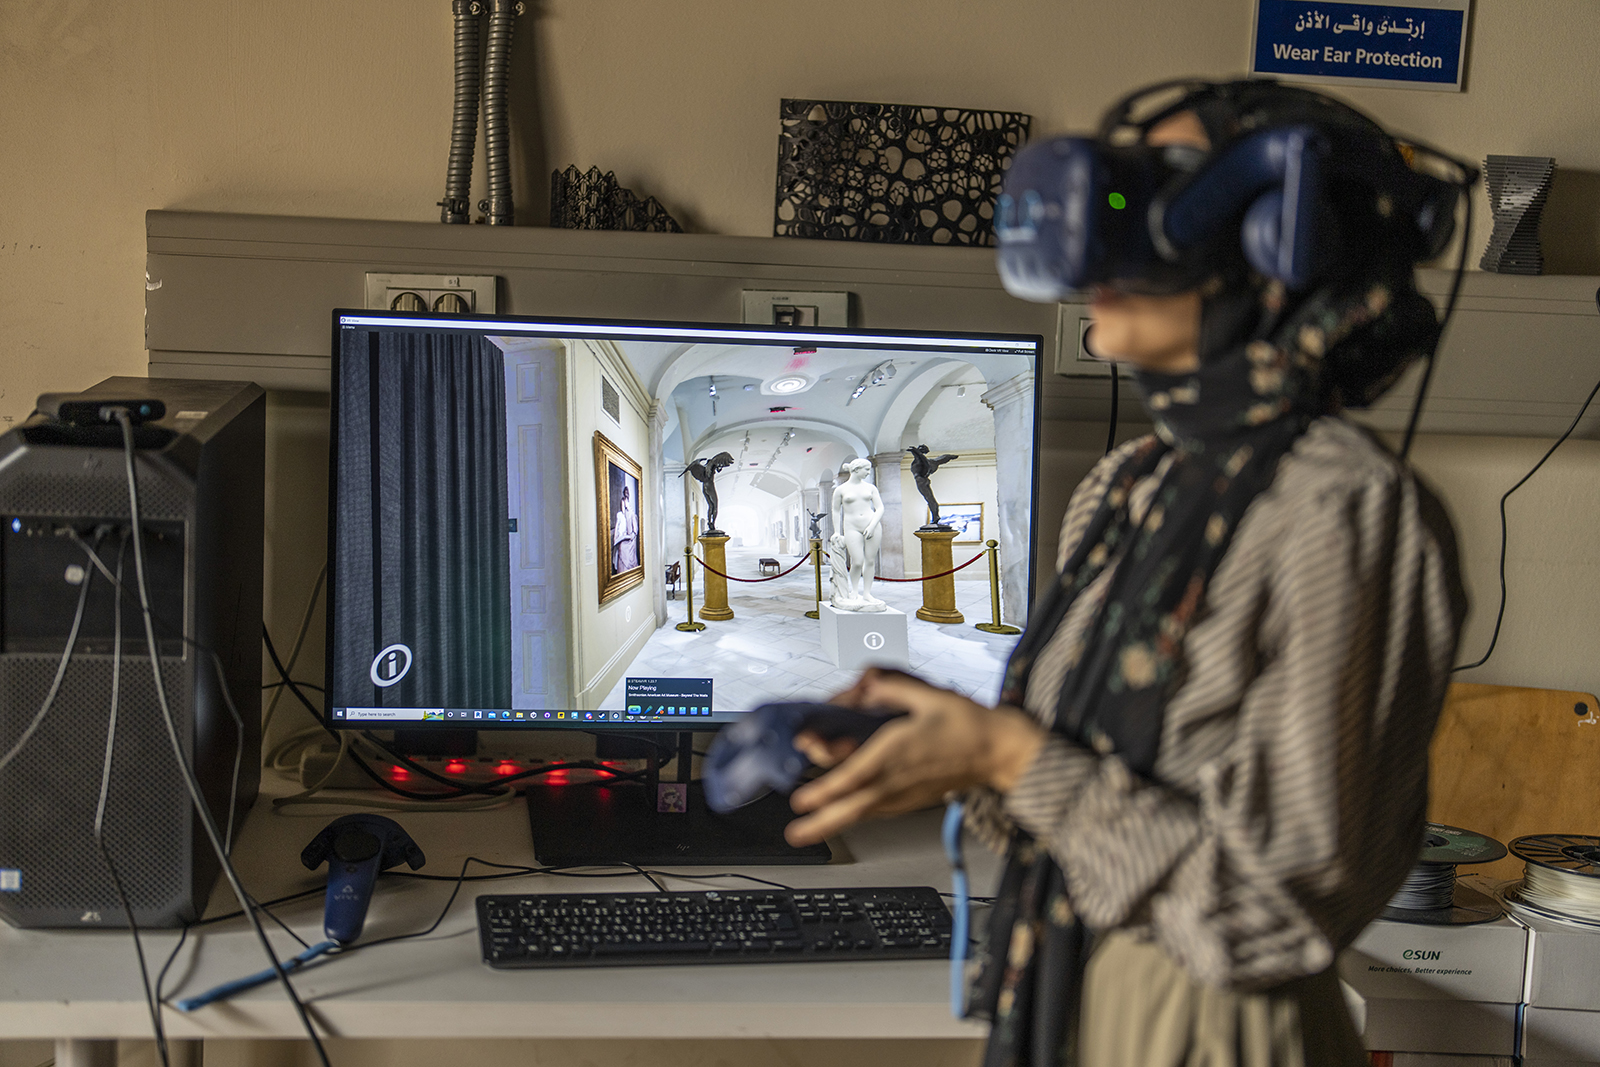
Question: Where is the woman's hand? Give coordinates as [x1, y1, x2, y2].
[785, 668, 1046, 847]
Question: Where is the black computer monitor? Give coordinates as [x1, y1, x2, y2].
[326, 309, 1042, 861]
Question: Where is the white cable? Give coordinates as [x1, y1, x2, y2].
[110, 409, 332, 1067]
[1520, 863, 1600, 923]
[270, 734, 515, 813]
[90, 535, 172, 1067]
[69, 531, 246, 852]
[0, 536, 94, 776]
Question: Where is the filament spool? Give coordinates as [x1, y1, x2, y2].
[1380, 823, 1506, 926]
[1506, 834, 1600, 928]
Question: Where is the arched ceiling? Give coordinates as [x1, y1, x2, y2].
[622, 338, 1026, 499]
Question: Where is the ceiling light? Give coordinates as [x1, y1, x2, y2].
[769, 376, 808, 394]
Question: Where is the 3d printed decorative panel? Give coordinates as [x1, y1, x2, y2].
[550, 166, 683, 233]
[774, 100, 1030, 246]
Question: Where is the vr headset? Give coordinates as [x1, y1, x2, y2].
[996, 79, 1476, 301]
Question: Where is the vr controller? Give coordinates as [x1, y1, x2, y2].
[996, 93, 1469, 300]
[300, 813, 426, 945]
[703, 701, 905, 814]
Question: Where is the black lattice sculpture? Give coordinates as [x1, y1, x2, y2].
[774, 100, 1030, 246]
[550, 166, 683, 233]
[1480, 155, 1555, 275]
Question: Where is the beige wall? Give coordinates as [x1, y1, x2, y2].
[5, 0, 1598, 437]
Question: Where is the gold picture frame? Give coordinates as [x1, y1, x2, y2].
[594, 431, 645, 605]
[933, 502, 984, 544]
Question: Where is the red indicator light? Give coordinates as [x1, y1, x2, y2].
[495, 761, 519, 776]
[446, 760, 468, 774]
[391, 766, 410, 781]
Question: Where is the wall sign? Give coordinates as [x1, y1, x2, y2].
[1251, 0, 1471, 92]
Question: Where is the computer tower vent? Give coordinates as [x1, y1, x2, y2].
[0, 468, 189, 521]
[0, 655, 195, 921]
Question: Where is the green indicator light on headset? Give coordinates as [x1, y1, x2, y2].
[1108, 192, 1127, 210]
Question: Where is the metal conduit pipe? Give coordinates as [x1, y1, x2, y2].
[439, 0, 483, 223]
[481, 0, 520, 225]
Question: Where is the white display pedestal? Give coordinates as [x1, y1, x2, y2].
[820, 603, 910, 671]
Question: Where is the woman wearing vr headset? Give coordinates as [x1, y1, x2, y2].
[787, 78, 1472, 1067]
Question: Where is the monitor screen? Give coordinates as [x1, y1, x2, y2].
[326, 310, 1042, 730]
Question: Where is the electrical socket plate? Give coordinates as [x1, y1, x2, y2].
[365, 273, 497, 314]
[740, 290, 850, 328]
[1054, 305, 1132, 378]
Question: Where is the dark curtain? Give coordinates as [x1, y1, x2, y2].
[334, 330, 511, 710]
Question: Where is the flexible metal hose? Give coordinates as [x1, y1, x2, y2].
[440, 0, 482, 224]
[482, 0, 519, 225]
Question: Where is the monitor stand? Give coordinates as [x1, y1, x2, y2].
[524, 731, 831, 866]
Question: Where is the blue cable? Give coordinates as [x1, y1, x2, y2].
[175, 939, 339, 1012]
[942, 800, 969, 1019]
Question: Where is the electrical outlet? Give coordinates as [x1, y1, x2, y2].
[741, 290, 850, 328]
[365, 273, 497, 314]
[1054, 305, 1132, 378]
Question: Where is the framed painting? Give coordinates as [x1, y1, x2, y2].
[594, 431, 644, 604]
[934, 502, 983, 544]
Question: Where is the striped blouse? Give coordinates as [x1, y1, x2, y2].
[966, 416, 1467, 990]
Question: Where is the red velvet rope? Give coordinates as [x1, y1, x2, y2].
[872, 552, 986, 582]
[693, 548, 987, 584]
[692, 553, 813, 582]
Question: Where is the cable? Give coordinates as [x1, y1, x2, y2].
[941, 801, 969, 1019]
[109, 408, 333, 1067]
[262, 566, 326, 738]
[638, 870, 796, 892]
[69, 531, 248, 848]
[1106, 362, 1120, 456]
[264, 680, 325, 692]
[89, 537, 171, 1067]
[0, 530, 95, 777]
[1452, 371, 1600, 672]
[1399, 185, 1475, 462]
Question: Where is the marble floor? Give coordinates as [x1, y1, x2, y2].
[600, 545, 1022, 714]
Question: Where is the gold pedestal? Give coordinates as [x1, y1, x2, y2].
[697, 534, 734, 621]
[914, 528, 964, 624]
[806, 538, 822, 619]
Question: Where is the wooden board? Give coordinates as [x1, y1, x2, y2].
[1427, 682, 1600, 882]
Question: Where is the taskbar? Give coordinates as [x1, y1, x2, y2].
[331, 707, 717, 725]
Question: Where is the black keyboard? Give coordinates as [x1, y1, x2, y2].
[477, 886, 953, 968]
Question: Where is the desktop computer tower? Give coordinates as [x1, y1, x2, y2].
[0, 377, 265, 928]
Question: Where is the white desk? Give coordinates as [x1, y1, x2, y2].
[0, 787, 996, 1058]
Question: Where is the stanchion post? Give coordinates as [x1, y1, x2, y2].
[675, 545, 706, 632]
[806, 537, 822, 619]
[975, 539, 1021, 635]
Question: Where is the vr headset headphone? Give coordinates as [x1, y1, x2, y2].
[996, 78, 1478, 301]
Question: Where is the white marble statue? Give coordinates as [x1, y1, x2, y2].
[828, 458, 887, 612]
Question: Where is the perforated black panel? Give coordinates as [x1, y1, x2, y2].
[774, 99, 1031, 246]
[0, 467, 190, 522]
[0, 654, 196, 927]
